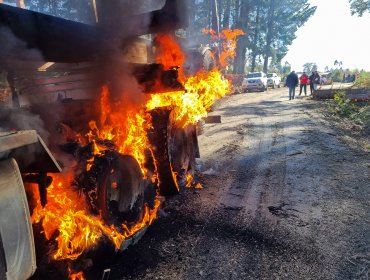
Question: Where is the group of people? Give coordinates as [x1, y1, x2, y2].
[285, 70, 321, 100]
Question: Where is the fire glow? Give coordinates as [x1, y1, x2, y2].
[202, 28, 245, 68]
[31, 174, 161, 261]
[30, 30, 237, 278]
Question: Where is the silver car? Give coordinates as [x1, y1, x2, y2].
[242, 72, 268, 92]
[267, 73, 281, 88]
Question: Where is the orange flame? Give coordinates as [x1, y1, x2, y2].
[202, 28, 245, 68]
[31, 174, 160, 261]
[31, 29, 232, 268]
[87, 85, 152, 174]
[146, 70, 230, 127]
[69, 270, 85, 280]
[155, 33, 185, 80]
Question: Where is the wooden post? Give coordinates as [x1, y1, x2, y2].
[16, 0, 25, 8]
[91, 0, 98, 22]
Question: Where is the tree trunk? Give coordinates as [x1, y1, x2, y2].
[211, 0, 220, 33]
[263, 0, 276, 73]
[222, 0, 231, 29]
[233, 0, 249, 73]
[250, 3, 261, 72]
[187, 0, 196, 37]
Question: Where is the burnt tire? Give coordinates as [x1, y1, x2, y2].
[0, 233, 6, 280]
[169, 125, 197, 188]
[148, 109, 197, 196]
[97, 154, 146, 227]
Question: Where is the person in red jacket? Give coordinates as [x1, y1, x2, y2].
[299, 72, 309, 96]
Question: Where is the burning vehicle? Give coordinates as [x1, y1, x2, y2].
[0, 1, 241, 279]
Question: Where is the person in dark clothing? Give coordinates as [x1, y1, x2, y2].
[313, 71, 321, 90]
[309, 71, 320, 95]
[285, 71, 299, 100]
[309, 72, 315, 95]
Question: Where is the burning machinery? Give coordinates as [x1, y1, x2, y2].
[0, 1, 231, 279]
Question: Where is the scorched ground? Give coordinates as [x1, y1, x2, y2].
[45, 86, 370, 280]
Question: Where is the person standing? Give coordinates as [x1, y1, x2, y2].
[312, 71, 320, 91]
[309, 71, 320, 95]
[285, 71, 299, 100]
[299, 71, 309, 96]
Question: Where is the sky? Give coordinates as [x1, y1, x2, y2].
[283, 0, 370, 72]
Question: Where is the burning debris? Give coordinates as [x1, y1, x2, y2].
[19, 30, 241, 279]
[0, 0, 246, 279]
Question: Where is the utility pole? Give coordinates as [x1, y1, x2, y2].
[16, 0, 25, 8]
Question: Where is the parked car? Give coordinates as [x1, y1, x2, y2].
[267, 73, 281, 88]
[242, 72, 268, 92]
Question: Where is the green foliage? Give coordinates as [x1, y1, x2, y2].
[302, 62, 317, 73]
[331, 90, 370, 126]
[187, 0, 316, 74]
[353, 71, 370, 88]
[329, 69, 344, 82]
[349, 0, 370, 16]
[332, 91, 356, 117]
[26, 0, 94, 23]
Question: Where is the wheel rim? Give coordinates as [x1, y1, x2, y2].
[98, 154, 146, 226]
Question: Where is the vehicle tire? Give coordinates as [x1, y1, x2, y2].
[169, 125, 197, 188]
[97, 154, 147, 227]
[0, 233, 7, 280]
[148, 108, 197, 195]
[272, 83, 275, 89]
[278, 84, 281, 88]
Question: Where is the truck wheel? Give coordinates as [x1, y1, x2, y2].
[148, 109, 197, 195]
[0, 233, 7, 280]
[169, 125, 196, 188]
[97, 154, 147, 227]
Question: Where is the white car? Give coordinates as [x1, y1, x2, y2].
[267, 73, 281, 88]
[242, 72, 268, 92]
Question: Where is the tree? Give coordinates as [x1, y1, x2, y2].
[26, 0, 94, 23]
[187, 0, 316, 74]
[348, 0, 370, 16]
[232, 0, 250, 73]
[303, 62, 317, 73]
[334, 60, 343, 69]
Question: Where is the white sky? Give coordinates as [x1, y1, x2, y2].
[283, 0, 370, 71]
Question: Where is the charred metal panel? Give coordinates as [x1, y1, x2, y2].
[0, 0, 188, 63]
[0, 130, 61, 173]
[0, 4, 101, 62]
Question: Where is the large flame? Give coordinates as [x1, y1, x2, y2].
[202, 28, 245, 68]
[146, 70, 230, 127]
[87, 85, 152, 173]
[31, 173, 160, 261]
[31, 29, 232, 279]
[154, 33, 186, 79]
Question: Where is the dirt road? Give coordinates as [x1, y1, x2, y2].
[85, 87, 370, 280]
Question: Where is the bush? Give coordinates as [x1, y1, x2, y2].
[354, 71, 370, 88]
[331, 90, 370, 126]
